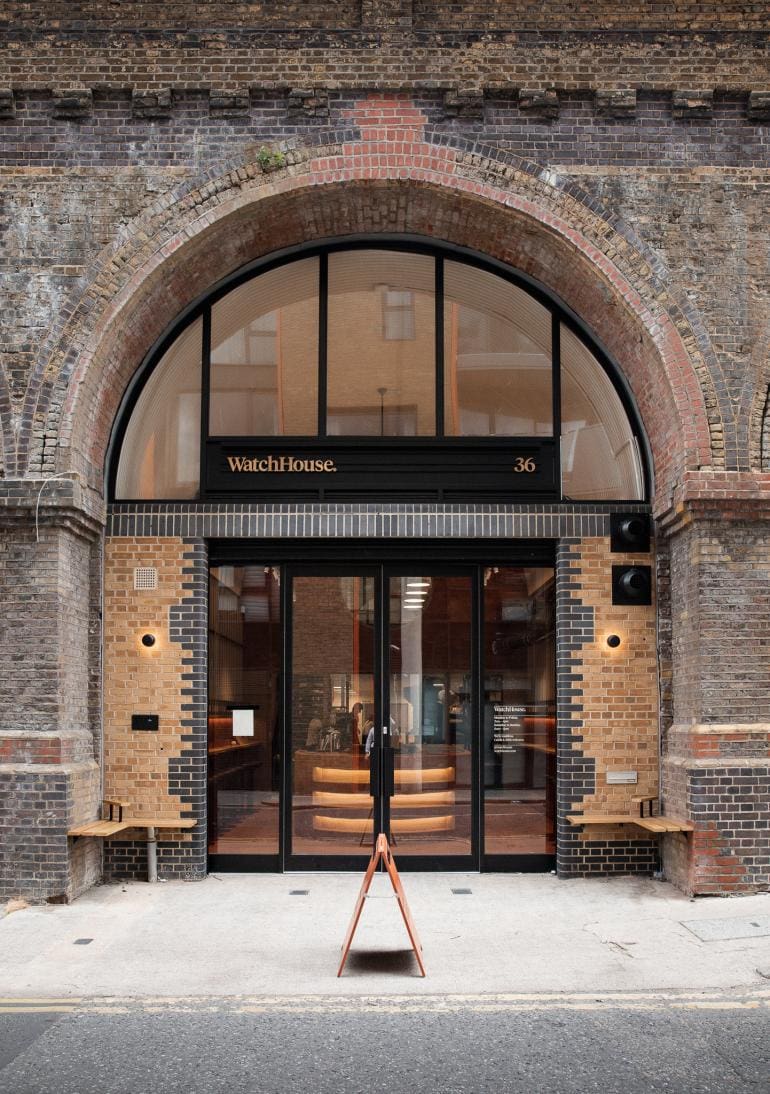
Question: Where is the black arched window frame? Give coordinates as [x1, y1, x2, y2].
[107, 235, 651, 503]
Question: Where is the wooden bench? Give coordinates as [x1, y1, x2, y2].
[68, 803, 197, 882]
[566, 794, 693, 834]
[68, 819, 128, 838]
[566, 814, 693, 832]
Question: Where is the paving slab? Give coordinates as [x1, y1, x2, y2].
[681, 915, 770, 942]
[1, 873, 769, 998]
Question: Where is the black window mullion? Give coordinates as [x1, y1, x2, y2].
[473, 566, 483, 868]
[435, 255, 445, 438]
[200, 306, 212, 496]
[551, 313, 562, 499]
[318, 252, 328, 437]
[281, 566, 293, 867]
[377, 566, 388, 841]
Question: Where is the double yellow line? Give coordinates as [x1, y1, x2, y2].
[0, 998, 82, 1014]
[1, 991, 768, 1015]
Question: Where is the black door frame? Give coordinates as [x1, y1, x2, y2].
[282, 561, 382, 872]
[207, 539, 556, 873]
[283, 561, 480, 872]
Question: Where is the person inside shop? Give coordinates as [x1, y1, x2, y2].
[305, 717, 322, 750]
[351, 702, 365, 748]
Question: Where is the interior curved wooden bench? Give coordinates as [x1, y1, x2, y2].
[314, 813, 455, 834]
[312, 790, 456, 809]
[312, 766, 455, 785]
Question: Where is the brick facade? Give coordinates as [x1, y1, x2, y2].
[659, 516, 770, 893]
[1, 3, 768, 899]
[556, 538, 659, 877]
[100, 537, 206, 880]
[0, 493, 102, 902]
[663, 725, 770, 895]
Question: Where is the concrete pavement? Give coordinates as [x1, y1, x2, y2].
[2, 872, 770, 997]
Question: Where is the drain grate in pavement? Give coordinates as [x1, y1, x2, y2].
[74, 938, 93, 945]
[681, 915, 770, 942]
[289, 890, 309, 896]
[451, 888, 472, 895]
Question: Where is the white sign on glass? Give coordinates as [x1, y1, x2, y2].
[232, 709, 254, 737]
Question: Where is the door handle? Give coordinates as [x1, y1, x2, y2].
[369, 746, 380, 796]
[383, 743, 395, 797]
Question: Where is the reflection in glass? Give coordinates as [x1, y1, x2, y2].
[291, 575, 376, 855]
[444, 261, 552, 436]
[208, 565, 281, 856]
[327, 251, 436, 436]
[209, 258, 319, 436]
[389, 575, 472, 856]
[483, 567, 555, 855]
[115, 319, 202, 499]
[560, 324, 644, 500]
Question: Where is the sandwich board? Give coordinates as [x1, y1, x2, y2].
[337, 833, 426, 977]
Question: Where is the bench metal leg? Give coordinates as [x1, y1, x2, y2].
[147, 826, 158, 883]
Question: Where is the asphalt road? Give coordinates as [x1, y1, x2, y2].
[1, 994, 768, 1094]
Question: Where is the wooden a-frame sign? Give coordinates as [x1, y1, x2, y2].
[337, 833, 426, 977]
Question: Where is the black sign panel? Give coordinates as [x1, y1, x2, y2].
[131, 714, 159, 731]
[205, 439, 558, 499]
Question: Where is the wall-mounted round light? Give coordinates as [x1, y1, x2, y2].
[606, 634, 621, 649]
[141, 633, 156, 648]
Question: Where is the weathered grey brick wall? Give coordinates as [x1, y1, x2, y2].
[669, 520, 770, 726]
[0, 483, 102, 901]
[660, 516, 770, 893]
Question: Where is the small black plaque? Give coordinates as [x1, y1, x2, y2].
[131, 714, 159, 731]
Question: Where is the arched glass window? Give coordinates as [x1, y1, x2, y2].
[111, 243, 646, 503]
[444, 260, 552, 437]
[560, 325, 644, 501]
[209, 258, 319, 436]
[115, 318, 202, 500]
[327, 250, 436, 436]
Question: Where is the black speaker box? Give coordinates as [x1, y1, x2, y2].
[611, 565, 652, 606]
[610, 512, 650, 553]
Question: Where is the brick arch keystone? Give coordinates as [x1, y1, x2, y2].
[24, 104, 720, 510]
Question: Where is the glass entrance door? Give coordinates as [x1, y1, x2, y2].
[385, 573, 474, 864]
[287, 569, 378, 864]
[482, 567, 556, 869]
[208, 555, 556, 872]
[285, 567, 476, 869]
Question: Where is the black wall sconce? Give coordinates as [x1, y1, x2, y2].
[610, 512, 650, 553]
[141, 633, 156, 647]
[612, 565, 652, 606]
[606, 634, 622, 648]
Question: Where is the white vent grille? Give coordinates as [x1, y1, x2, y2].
[134, 567, 158, 591]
